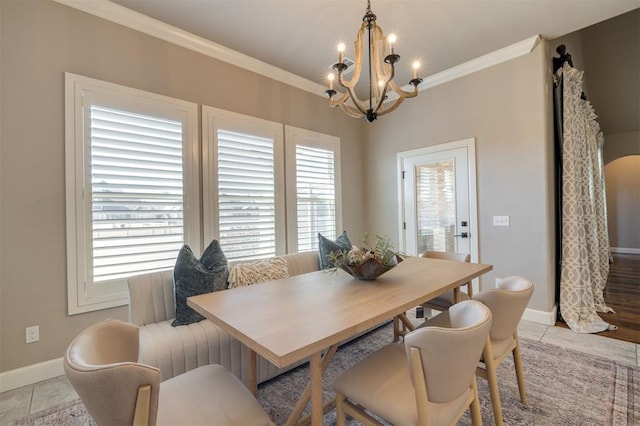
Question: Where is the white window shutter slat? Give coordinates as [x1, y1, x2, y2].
[295, 145, 337, 252]
[90, 106, 185, 281]
[217, 129, 277, 261]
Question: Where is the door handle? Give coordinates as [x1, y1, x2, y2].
[454, 232, 469, 238]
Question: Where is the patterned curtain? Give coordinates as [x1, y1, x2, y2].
[555, 63, 613, 333]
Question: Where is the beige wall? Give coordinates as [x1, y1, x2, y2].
[0, 0, 365, 372]
[605, 155, 640, 250]
[604, 131, 640, 250]
[363, 40, 555, 313]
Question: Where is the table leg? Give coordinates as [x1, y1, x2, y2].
[247, 347, 257, 396]
[285, 344, 339, 426]
[309, 352, 323, 425]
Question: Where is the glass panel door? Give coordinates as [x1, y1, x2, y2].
[401, 145, 471, 257]
[415, 159, 456, 253]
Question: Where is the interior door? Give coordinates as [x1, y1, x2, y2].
[398, 139, 478, 263]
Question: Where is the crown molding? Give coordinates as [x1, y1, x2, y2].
[420, 35, 541, 90]
[52, 0, 327, 97]
[53, 1, 540, 99]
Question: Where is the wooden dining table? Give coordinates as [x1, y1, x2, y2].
[188, 256, 492, 425]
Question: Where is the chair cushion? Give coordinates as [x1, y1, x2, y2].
[423, 290, 471, 311]
[333, 343, 472, 425]
[318, 231, 352, 269]
[172, 240, 229, 326]
[157, 364, 272, 426]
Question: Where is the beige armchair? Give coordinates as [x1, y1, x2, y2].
[64, 319, 273, 426]
[420, 275, 534, 426]
[393, 250, 471, 341]
[334, 300, 493, 426]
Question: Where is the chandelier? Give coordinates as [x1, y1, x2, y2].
[325, 0, 423, 123]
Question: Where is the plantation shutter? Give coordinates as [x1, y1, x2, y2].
[217, 129, 276, 261]
[90, 105, 184, 282]
[295, 145, 337, 251]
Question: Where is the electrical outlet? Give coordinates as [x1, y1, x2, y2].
[493, 215, 510, 226]
[26, 325, 39, 344]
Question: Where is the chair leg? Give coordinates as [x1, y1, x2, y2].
[482, 340, 504, 426]
[512, 333, 528, 405]
[336, 392, 346, 426]
[133, 385, 151, 426]
[470, 376, 482, 426]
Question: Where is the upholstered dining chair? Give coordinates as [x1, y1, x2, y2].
[420, 250, 473, 310]
[334, 300, 492, 426]
[419, 275, 534, 426]
[64, 319, 273, 426]
[393, 250, 471, 341]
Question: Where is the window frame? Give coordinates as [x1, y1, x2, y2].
[65, 73, 200, 315]
[284, 125, 342, 253]
[202, 106, 286, 259]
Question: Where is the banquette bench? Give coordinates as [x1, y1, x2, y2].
[127, 251, 322, 384]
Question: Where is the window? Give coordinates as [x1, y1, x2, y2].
[65, 73, 199, 314]
[202, 107, 285, 261]
[285, 126, 342, 253]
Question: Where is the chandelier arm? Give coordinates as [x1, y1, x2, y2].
[328, 90, 367, 119]
[377, 96, 406, 116]
[388, 80, 419, 98]
[344, 85, 370, 116]
[337, 24, 367, 89]
[329, 92, 365, 118]
[339, 102, 366, 119]
[372, 25, 390, 103]
[372, 83, 390, 114]
[328, 91, 351, 108]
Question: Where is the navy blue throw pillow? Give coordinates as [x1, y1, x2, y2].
[172, 240, 228, 326]
[318, 231, 352, 270]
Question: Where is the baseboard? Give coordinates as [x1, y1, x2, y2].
[610, 247, 640, 255]
[522, 304, 557, 326]
[0, 357, 64, 393]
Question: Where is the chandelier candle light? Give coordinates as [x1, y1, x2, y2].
[325, 0, 423, 122]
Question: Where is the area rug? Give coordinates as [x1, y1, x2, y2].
[16, 322, 638, 425]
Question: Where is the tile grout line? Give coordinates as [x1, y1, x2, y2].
[27, 384, 34, 415]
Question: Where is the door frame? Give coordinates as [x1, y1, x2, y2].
[397, 138, 479, 262]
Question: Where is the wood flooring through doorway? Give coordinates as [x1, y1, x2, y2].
[555, 252, 640, 344]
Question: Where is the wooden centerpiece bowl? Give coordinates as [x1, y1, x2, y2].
[339, 255, 403, 280]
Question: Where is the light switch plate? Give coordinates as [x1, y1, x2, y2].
[493, 215, 510, 226]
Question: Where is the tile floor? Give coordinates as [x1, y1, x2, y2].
[1, 320, 638, 425]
